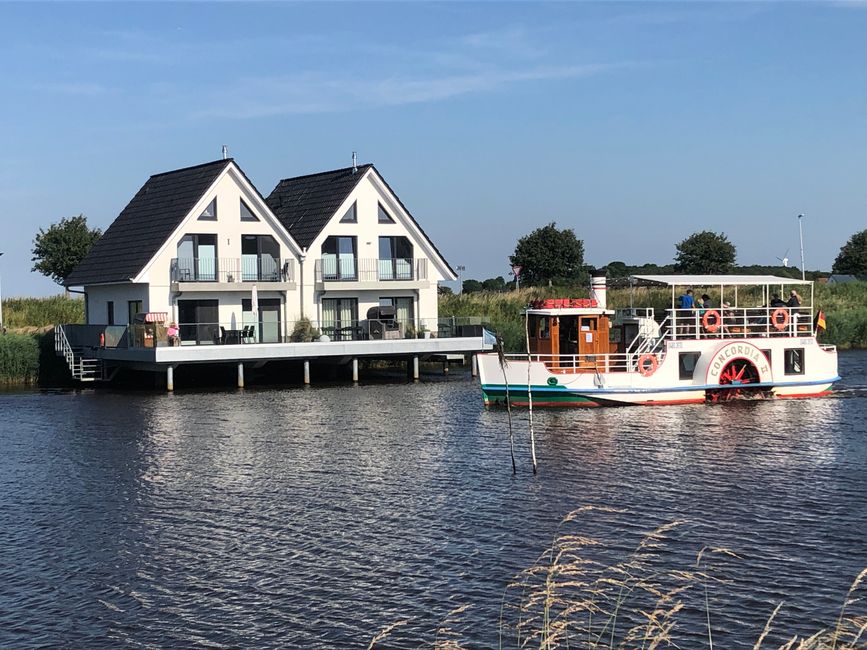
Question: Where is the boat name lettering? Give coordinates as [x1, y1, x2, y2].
[709, 344, 769, 378]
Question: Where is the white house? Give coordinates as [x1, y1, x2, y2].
[65, 158, 456, 345]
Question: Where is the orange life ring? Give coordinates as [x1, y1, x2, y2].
[638, 353, 658, 377]
[702, 310, 722, 333]
[771, 308, 790, 331]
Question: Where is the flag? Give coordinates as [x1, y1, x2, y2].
[816, 310, 826, 332]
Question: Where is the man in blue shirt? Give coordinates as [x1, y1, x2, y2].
[678, 289, 695, 310]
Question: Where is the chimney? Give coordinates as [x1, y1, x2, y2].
[590, 270, 607, 310]
[352, 151, 358, 174]
[222, 144, 229, 160]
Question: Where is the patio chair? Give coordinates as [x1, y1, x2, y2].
[242, 325, 255, 343]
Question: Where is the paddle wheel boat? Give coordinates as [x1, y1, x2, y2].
[478, 274, 839, 407]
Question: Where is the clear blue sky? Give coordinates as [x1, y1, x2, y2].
[2, 1, 866, 297]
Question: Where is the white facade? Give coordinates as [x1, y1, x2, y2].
[80, 162, 455, 344]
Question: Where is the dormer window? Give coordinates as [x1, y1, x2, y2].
[378, 202, 395, 224]
[240, 198, 259, 222]
[198, 198, 217, 221]
[340, 201, 357, 223]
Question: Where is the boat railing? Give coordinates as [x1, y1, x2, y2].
[502, 351, 665, 374]
[666, 307, 813, 341]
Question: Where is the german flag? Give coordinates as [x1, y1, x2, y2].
[816, 310, 827, 332]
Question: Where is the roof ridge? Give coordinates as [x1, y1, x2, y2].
[150, 159, 232, 178]
[276, 163, 373, 185]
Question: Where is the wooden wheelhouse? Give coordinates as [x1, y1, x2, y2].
[527, 307, 617, 372]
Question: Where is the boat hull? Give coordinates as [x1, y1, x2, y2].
[479, 337, 838, 407]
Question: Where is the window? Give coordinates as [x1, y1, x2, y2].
[128, 300, 143, 325]
[678, 352, 701, 380]
[321, 236, 357, 280]
[379, 297, 414, 327]
[377, 202, 395, 223]
[378, 236, 413, 280]
[784, 348, 805, 375]
[339, 202, 357, 223]
[176, 234, 218, 281]
[240, 198, 259, 222]
[241, 235, 280, 281]
[107, 301, 115, 325]
[322, 298, 358, 340]
[198, 198, 217, 220]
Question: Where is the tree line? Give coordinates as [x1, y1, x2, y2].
[450, 223, 867, 295]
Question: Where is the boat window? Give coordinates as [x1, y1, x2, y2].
[784, 348, 805, 375]
[678, 352, 701, 380]
[539, 317, 550, 339]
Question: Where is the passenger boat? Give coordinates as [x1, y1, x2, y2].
[478, 274, 839, 407]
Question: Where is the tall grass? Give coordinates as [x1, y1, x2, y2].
[441, 282, 867, 350]
[2, 295, 85, 329]
[367, 508, 867, 649]
[0, 333, 40, 384]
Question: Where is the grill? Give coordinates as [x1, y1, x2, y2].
[363, 306, 400, 340]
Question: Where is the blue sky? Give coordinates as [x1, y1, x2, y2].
[2, 1, 867, 297]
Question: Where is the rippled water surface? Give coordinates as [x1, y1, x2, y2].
[1, 352, 866, 648]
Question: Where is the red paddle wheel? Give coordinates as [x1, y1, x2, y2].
[706, 358, 769, 403]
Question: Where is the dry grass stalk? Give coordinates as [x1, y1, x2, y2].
[367, 619, 409, 649]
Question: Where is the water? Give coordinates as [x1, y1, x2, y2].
[1, 352, 866, 648]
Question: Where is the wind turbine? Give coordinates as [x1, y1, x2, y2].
[776, 248, 790, 267]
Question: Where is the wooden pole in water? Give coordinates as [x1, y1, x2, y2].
[496, 334, 516, 475]
[166, 365, 174, 392]
[471, 353, 478, 377]
[352, 358, 359, 383]
[525, 311, 537, 474]
[237, 362, 245, 388]
[303, 360, 310, 385]
[412, 355, 420, 381]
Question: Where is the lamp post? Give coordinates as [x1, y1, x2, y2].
[798, 214, 806, 281]
[456, 265, 466, 295]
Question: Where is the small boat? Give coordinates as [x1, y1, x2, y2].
[478, 274, 839, 407]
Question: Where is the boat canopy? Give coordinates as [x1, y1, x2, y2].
[630, 274, 812, 287]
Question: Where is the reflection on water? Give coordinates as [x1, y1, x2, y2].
[0, 351, 865, 648]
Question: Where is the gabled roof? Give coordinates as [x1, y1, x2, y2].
[65, 159, 231, 286]
[265, 164, 454, 276]
[265, 165, 372, 249]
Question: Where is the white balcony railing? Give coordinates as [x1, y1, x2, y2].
[171, 257, 295, 283]
[314, 258, 428, 283]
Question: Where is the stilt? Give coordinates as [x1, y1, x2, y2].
[442, 362, 449, 375]
[166, 365, 174, 392]
[352, 358, 359, 383]
[237, 362, 244, 388]
[471, 353, 478, 377]
[303, 360, 310, 385]
[413, 355, 419, 381]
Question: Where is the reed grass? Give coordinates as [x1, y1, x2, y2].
[0, 333, 40, 384]
[367, 507, 867, 649]
[440, 282, 867, 351]
[2, 295, 84, 329]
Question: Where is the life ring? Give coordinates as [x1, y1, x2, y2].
[638, 353, 658, 377]
[702, 310, 722, 333]
[771, 308, 790, 331]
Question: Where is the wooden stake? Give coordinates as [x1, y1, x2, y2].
[525, 311, 537, 474]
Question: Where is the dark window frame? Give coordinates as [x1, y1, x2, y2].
[107, 301, 115, 326]
[240, 198, 259, 222]
[784, 348, 805, 375]
[377, 202, 395, 224]
[678, 351, 701, 380]
[127, 300, 143, 325]
[197, 197, 218, 221]
[339, 201, 357, 223]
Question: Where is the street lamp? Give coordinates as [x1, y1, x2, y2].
[456, 265, 466, 294]
[798, 214, 806, 281]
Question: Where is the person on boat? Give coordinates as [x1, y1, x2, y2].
[787, 290, 801, 308]
[678, 289, 695, 310]
[701, 294, 712, 308]
[770, 293, 787, 308]
[677, 289, 695, 336]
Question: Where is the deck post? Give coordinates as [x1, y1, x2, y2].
[352, 358, 359, 383]
[442, 361, 449, 374]
[303, 360, 310, 385]
[166, 365, 174, 392]
[237, 362, 244, 388]
[413, 355, 419, 381]
[471, 353, 478, 377]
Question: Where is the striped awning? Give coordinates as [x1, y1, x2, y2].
[143, 312, 168, 323]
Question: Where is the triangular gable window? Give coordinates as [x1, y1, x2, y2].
[240, 198, 259, 222]
[198, 198, 217, 221]
[340, 201, 357, 223]
[378, 202, 395, 224]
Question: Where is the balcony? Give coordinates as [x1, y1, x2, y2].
[314, 258, 428, 288]
[170, 257, 295, 291]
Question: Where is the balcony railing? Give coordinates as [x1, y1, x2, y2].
[170, 257, 295, 283]
[314, 258, 428, 283]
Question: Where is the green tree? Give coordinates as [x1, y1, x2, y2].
[605, 261, 629, 278]
[832, 229, 867, 275]
[32, 215, 102, 286]
[674, 230, 736, 274]
[481, 276, 508, 292]
[462, 279, 483, 294]
[510, 222, 586, 286]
